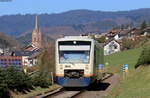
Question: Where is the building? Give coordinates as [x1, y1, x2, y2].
[104, 40, 120, 55]
[0, 56, 22, 69]
[12, 49, 41, 66]
[32, 16, 43, 48]
[0, 48, 3, 55]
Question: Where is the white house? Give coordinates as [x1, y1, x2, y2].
[12, 50, 40, 66]
[114, 34, 122, 40]
[0, 48, 3, 55]
[104, 40, 120, 55]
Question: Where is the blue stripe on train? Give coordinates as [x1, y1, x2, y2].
[56, 76, 92, 87]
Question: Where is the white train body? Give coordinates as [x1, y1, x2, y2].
[55, 36, 103, 87]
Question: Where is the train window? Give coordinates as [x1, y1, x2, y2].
[59, 41, 91, 45]
[59, 51, 90, 64]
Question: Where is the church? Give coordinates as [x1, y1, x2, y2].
[32, 16, 43, 48]
[12, 16, 44, 66]
[25, 15, 43, 51]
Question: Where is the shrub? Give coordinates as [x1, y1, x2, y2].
[95, 36, 106, 43]
[0, 66, 33, 97]
[0, 68, 9, 98]
[122, 38, 138, 50]
[32, 73, 51, 88]
[4, 67, 32, 91]
[38, 42, 55, 74]
[36, 42, 55, 88]
[135, 45, 150, 68]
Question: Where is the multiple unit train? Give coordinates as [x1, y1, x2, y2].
[55, 36, 104, 87]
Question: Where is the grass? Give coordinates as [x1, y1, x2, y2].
[105, 47, 143, 73]
[105, 44, 150, 98]
[108, 66, 150, 98]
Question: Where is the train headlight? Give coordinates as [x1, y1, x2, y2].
[60, 65, 63, 69]
[73, 41, 76, 44]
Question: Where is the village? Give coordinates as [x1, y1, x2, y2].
[81, 22, 150, 55]
[0, 15, 150, 72]
[2, 0, 150, 97]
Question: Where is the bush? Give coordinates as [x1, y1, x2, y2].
[0, 68, 9, 98]
[135, 45, 150, 68]
[95, 36, 106, 43]
[36, 42, 55, 88]
[32, 73, 51, 88]
[4, 67, 32, 91]
[122, 38, 137, 50]
[0, 67, 33, 97]
[38, 42, 55, 74]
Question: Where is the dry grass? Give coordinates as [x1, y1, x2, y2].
[11, 84, 61, 98]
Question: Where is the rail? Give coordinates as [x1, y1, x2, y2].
[29, 72, 113, 98]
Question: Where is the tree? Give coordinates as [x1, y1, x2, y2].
[38, 42, 55, 74]
[122, 38, 136, 50]
[0, 68, 9, 98]
[4, 67, 32, 92]
[95, 36, 106, 43]
[140, 20, 147, 30]
[32, 72, 51, 88]
[0, 67, 33, 97]
[37, 42, 55, 86]
[135, 45, 150, 68]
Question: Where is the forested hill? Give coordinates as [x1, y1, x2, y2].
[1, 8, 150, 37]
[0, 32, 20, 48]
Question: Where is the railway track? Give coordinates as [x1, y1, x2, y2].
[31, 73, 113, 98]
[45, 89, 85, 98]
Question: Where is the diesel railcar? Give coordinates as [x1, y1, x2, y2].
[55, 36, 104, 87]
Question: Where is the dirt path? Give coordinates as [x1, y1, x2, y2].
[75, 74, 120, 98]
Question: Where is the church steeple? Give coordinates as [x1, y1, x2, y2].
[35, 15, 38, 29]
[32, 15, 43, 48]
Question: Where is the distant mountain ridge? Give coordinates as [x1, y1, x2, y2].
[1, 8, 150, 43]
[1, 8, 150, 33]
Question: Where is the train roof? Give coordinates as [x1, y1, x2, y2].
[56, 36, 94, 41]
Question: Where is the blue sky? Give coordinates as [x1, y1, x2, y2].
[0, 0, 150, 15]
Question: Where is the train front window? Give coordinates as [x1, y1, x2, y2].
[59, 51, 90, 64]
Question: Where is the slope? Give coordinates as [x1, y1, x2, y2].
[105, 43, 150, 97]
[105, 47, 143, 73]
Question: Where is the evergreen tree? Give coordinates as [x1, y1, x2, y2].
[140, 20, 147, 30]
[135, 45, 150, 68]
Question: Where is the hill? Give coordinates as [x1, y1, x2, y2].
[109, 66, 150, 98]
[105, 47, 143, 73]
[1, 8, 150, 37]
[0, 32, 20, 48]
[105, 44, 150, 97]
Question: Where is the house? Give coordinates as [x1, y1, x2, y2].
[12, 49, 41, 66]
[0, 48, 3, 55]
[143, 27, 150, 36]
[0, 56, 22, 69]
[104, 40, 121, 55]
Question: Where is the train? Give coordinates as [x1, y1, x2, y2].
[55, 36, 104, 87]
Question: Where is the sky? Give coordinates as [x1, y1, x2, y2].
[0, 0, 150, 15]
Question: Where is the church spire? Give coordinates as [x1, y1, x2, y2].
[32, 15, 43, 48]
[35, 15, 38, 29]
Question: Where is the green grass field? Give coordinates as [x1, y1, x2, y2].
[105, 47, 143, 73]
[105, 47, 150, 98]
[108, 66, 150, 98]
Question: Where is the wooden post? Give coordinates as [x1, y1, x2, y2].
[51, 72, 54, 85]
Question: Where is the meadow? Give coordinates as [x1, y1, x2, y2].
[105, 47, 150, 98]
